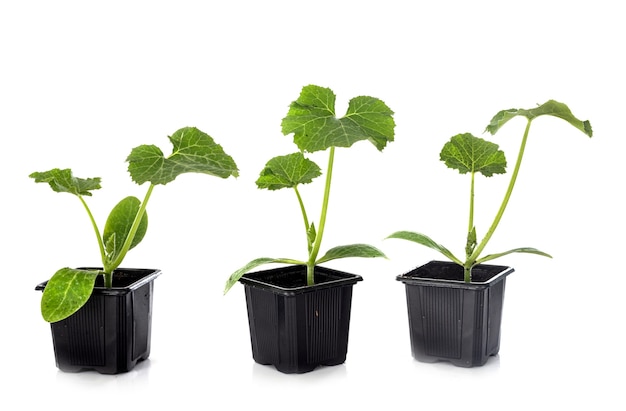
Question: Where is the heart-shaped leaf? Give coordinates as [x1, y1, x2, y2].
[103, 196, 148, 262]
[256, 152, 322, 190]
[41, 268, 100, 323]
[485, 99, 593, 137]
[280, 85, 395, 153]
[29, 168, 101, 196]
[440, 133, 507, 177]
[127, 127, 239, 185]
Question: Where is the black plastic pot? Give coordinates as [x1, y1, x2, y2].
[239, 265, 362, 374]
[35, 267, 161, 374]
[397, 260, 514, 367]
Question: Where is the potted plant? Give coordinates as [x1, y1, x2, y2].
[387, 100, 592, 367]
[32, 126, 238, 374]
[223, 84, 396, 373]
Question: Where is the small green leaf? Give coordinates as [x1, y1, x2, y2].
[223, 257, 305, 294]
[476, 247, 552, 264]
[41, 268, 100, 323]
[307, 223, 317, 248]
[127, 127, 239, 185]
[465, 226, 477, 257]
[280, 84, 395, 153]
[29, 168, 101, 196]
[255, 152, 322, 190]
[485, 100, 593, 137]
[440, 133, 507, 177]
[386, 231, 463, 265]
[315, 244, 387, 265]
[103, 196, 148, 261]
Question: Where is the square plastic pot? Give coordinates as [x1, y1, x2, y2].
[35, 267, 161, 374]
[397, 260, 514, 367]
[239, 265, 362, 374]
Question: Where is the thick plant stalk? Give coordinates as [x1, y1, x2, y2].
[307, 146, 336, 285]
[466, 119, 532, 281]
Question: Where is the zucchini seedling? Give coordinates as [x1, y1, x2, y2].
[224, 84, 395, 293]
[387, 100, 592, 282]
[31, 127, 239, 322]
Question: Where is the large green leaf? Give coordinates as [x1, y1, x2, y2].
[315, 244, 387, 264]
[103, 196, 148, 262]
[256, 152, 322, 190]
[386, 231, 463, 265]
[29, 168, 101, 196]
[41, 268, 100, 322]
[280, 84, 395, 153]
[440, 133, 507, 177]
[127, 127, 239, 185]
[485, 99, 593, 137]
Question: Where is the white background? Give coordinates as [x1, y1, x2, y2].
[1, 1, 623, 409]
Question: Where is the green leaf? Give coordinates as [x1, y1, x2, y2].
[41, 268, 100, 322]
[103, 196, 148, 261]
[127, 127, 239, 185]
[465, 226, 477, 257]
[440, 133, 507, 177]
[280, 84, 395, 153]
[386, 231, 463, 265]
[255, 152, 322, 190]
[307, 223, 317, 248]
[485, 100, 593, 137]
[476, 247, 552, 264]
[223, 257, 305, 294]
[29, 168, 101, 196]
[315, 244, 387, 264]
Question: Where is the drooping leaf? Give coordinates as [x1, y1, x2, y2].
[127, 127, 239, 185]
[315, 244, 387, 265]
[476, 247, 552, 265]
[485, 99, 593, 137]
[280, 84, 395, 153]
[41, 268, 100, 322]
[255, 152, 322, 190]
[103, 196, 148, 261]
[29, 168, 101, 196]
[223, 257, 305, 294]
[440, 133, 507, 177]
[386, 231, 463, 265]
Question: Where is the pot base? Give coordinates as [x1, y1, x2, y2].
[240, 265, 362, 374]
[36, 267, 161, 374]
[397, 261, 513, 367]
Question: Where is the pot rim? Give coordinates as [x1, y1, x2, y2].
[396, 260, 514, 290]
[240, 264, 362, 295]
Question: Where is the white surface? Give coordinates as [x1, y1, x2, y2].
[1, 1, 623, 409]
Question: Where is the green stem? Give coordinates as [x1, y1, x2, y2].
[78, 195, 107, 281]
[464, 172, 476, 282]
[79, 194, 106, 259]
[307, 146, 336, 285]
[468, 118, 532, 279]
[468, 172, 475, 236]
[104, 184, 156, 280]
[294, 186, 312, 253]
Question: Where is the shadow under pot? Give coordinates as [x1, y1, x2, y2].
[35, 267, 161, 374]
[397, 260, 514, 367]
[239, 265, 362, 374]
